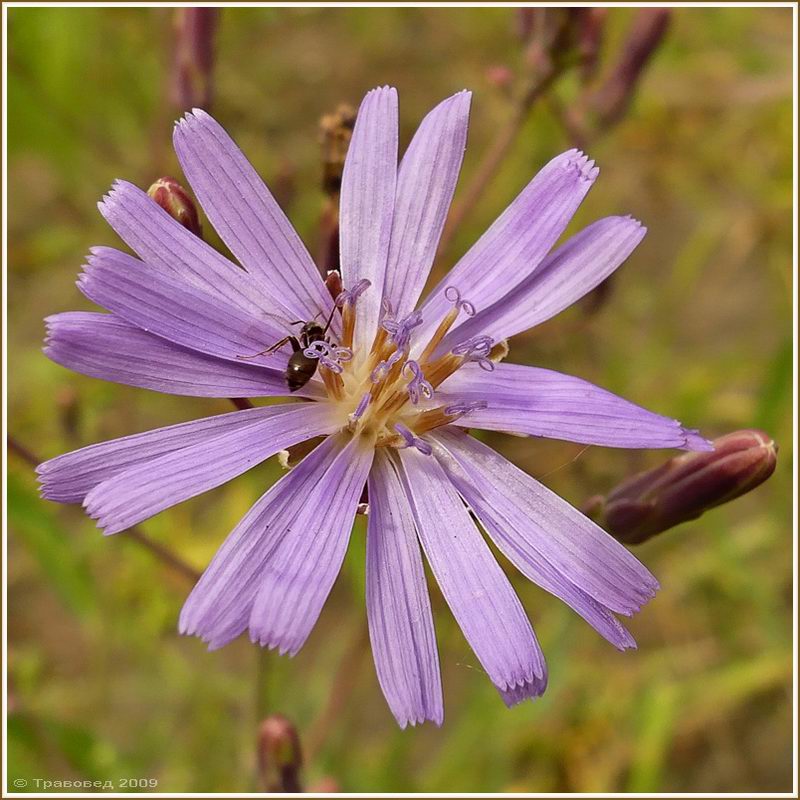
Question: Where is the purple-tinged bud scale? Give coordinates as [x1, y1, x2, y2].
[586, 429, 777, 544]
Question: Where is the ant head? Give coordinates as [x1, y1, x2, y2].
[301, 320, 325, 337]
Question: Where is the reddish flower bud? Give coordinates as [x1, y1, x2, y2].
[485, 65, 515, 92]
[147, 177, 202, 238]
[257, 715, 303, 793]
[324, 270, 343, 303]
[309, 777, 340, 793]
[588, 430, 777, 544]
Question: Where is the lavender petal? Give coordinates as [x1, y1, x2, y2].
[84, 403, 339, 534]
[44, 312, 323, 399]
[173, 110, 335, 328]
[180, 434, 350, 649]
[438, 362, 711, 451]
[417, 149, 598, 342]
[498, 678, 548, 708]
[246, 434, 374, 655]
[79, 247, 291, 370]
[430, 428, 659, 617]
[383, 91, 471, 320]
[395, 447, 547, 696]
[98, 180, 284, 319]
[431, 429, 638, 649]
[444, 216, 646, 348]
[37, 406, 297, 504]
[339, 86, 398, 353]
[367, 452, 443, 727]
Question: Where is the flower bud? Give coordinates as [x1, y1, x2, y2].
[324, 270, 343, 303]
[587, 430, 777, 545]
[257, 714, 303, 793]
[309, 777, 340, 793]
[147, 177, 202, 238]
[485, 65, 515, 93]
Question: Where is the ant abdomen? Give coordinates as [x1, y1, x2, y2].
[286, 349, 318, 392]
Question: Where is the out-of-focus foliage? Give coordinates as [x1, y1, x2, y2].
[7, 6, 793, 793]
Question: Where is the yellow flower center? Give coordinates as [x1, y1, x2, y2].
[316, 296, 482, 451]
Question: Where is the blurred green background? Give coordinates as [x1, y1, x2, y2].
[7, 5, 794, 794]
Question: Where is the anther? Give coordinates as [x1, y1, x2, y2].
[403, 361, 434, 405]
[451, 335, 496, 371]
[394, 423, 432, 456]
[444, 399, 488, 418]
[371, 348, 404, 383]
[336, 278, 371, 307]
[417, 286, 477, 365]
[337, 278, 371, 350]
[304, 340, 353, 374]
[444, 286, 476, 317]
[381, 310, 423, 351]
[352, 392, 371, 419]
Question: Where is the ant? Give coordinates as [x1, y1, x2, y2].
[240, 304, 338, 392]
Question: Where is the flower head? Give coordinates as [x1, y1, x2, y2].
[39, 87, 711, 728]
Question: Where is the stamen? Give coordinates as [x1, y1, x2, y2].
[422, 353, 463, 389]
[371, 348, 404, 383]
[394, 423, 432, 456]
[418, 286, 477, 365]
[336, 278, 371, 307]
[451, 335, 493, 357]
[444, 399, 488, 417]
[321, 367, 344, 400]
[444, 286, 476, 317]
[451, 335, 496, 371]
[352, 392, 371, 419]
[381, 297, 394, 317]
[381, 310, 423, 351]
[403, 360, 434, 405]
[304, 340, 353, 374]
[336, 278, 371, 350]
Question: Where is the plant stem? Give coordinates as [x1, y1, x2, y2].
[304, 623, 369, 761]
[438, 68, 561, 257]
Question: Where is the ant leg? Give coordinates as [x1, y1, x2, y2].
[237, 335, 301, 359]
[321, 303, 338, 336]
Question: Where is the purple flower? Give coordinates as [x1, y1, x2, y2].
[38, 86, 711, 728]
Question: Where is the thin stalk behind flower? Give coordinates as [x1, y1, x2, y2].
[170, 7, 219, 111]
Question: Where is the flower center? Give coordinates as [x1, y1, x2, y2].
[312, 282, 492, 452]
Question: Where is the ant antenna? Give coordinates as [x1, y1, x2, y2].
[321, 303, 338, 335]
